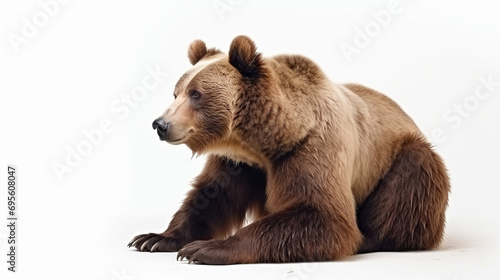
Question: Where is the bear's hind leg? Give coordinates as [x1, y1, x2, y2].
[357, 134, 450, 253]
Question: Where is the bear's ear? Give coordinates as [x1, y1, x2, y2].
[188, 40, 208, 65]
[188, 40, 223, 65]
[229, 35, 263, 78]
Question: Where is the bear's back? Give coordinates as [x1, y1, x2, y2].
[343, 83, 419, 134]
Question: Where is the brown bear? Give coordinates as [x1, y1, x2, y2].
[128, 35, 450, 264]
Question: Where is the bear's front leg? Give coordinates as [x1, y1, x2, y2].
[177, 205, 362, 264]
[178, 141, 363, 264]
[128, 156, 266, 252]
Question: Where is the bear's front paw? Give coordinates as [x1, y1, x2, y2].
[177, 239, 233, 265]
[128, 233, 183, 252]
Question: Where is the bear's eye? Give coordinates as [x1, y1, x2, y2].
[190, 90, 201, 99]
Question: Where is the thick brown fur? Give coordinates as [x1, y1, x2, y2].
[129, 35, 450, 264]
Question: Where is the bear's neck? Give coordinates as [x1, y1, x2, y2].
[203, 136, 270, 169]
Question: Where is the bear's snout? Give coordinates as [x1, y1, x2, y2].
[152, 118, 170, 141]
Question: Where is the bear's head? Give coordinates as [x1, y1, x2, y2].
[153, 35, 313, 166]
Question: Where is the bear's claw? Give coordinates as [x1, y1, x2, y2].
[128, 233, 183, 252]
[177, 239, 232, 264]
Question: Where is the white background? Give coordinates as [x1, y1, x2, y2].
[1, 0, 499, 279]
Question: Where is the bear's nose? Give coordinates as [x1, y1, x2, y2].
[152, 118, 170, 140]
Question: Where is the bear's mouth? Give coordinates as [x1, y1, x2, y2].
[163, 128, 195, 145]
